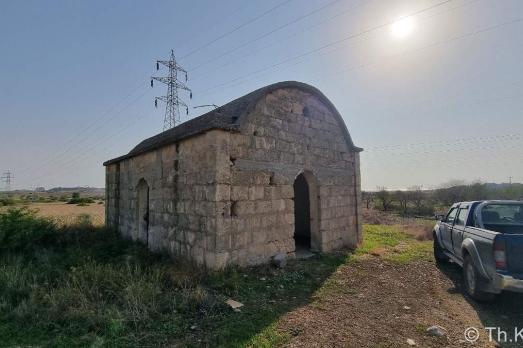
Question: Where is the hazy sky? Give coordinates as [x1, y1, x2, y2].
[1, 0, 522, 191]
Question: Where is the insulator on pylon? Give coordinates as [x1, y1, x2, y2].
[150, 79, 153, 87]
[155, 99, 158, 108]
[156, 62, 159, 70]
[186, 107, 189, 115]
[190, 92, 192, 99]
[185, 72, 188, 82]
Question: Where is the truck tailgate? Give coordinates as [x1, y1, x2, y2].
[505, 234, 523, 278]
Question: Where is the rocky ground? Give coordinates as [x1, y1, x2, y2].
[272, 215, 523, 347]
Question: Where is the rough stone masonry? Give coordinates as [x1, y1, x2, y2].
[104, 81, 363, 269]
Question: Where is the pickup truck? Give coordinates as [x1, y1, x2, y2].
[433, 200, 523, 301]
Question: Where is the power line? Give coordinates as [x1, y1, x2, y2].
[172, 1, 252, 53]
[19, 1, 512, 185]
[16, 87, 152, 178]
[15, 81, 149, 177]
[190, 0, 473, 90]
[365, 134, 523, 153]
[199, 9, 520, 99]
[180, 0, 295, 59]
[18, 0, 294, 168]
[14, 0, 358, 180]
[27, 111, 150, 184]
[187, 0, 347, 72]
[195, 0, 454, 94]
[189, 0, 371, 80]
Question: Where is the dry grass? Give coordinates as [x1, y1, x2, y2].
[21, 202, 105, 226]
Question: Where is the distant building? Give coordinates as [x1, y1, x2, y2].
[104, 81, 362, 269]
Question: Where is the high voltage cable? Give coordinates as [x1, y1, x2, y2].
[363, 146, 523, 173]
[189, 0, 475, 80]
[21, 5, 520, 185]
[191, 0, 476, 91]
[17, 1, 341, 180]
[15, 80, 148, 175]
[199, 13, 521, 98]
[362, 138, 523, 164]
[189, 0, 371, 80]
[364, 138, 523, 159]
[16, 1, 303, 180]
[14, 0, 453, 179]
[173, 1, 252, 53]
[365, 133, 523, 152]
[16, 0, 276, 176]
[180, 0, 295, 59]
[27, 111, 150, 183]
[15, 0, 522, 186]
[197, 0, 507, 95]
[195, 0, 454, 94]
[17, 87, 152, 177]
[363, 141, 523, 166]
[187, 0, 347, 72]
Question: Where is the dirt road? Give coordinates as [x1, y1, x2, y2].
[276, 255, 522, 347]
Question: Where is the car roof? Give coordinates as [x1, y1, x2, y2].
[453, 200, 522, 207]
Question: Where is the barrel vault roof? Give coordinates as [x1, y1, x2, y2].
[103, 81, 362, 166]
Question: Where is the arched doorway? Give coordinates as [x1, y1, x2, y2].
[137, 179, 150, 245]
[294, 173, 311, 250]
[293, 171, 319, 254]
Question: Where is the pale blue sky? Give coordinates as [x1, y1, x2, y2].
[1, 0, 522, 190]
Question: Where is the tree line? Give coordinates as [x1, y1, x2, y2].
[364, 181, 523, 216]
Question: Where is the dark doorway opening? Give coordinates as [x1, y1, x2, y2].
[137, 179, 150, 245]
[294, 173, 311, 251]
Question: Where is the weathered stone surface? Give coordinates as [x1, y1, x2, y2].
[104, 84, 361, 269]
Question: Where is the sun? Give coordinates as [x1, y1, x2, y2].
[390, 16, 415, 39]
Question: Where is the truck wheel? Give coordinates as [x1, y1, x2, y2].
[433, 233, 449, 263]
[463, 255, 495, 302]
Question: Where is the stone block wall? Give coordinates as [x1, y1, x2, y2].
[214, 88, 362, 266]
[105, 87, 361, 269]
[105, 130, 232, 268]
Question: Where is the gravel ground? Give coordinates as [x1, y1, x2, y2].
[277, 256, 523, 348]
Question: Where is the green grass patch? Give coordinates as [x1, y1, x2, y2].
[0, 209, 432, 347]
[357, 224, 433, 264]
[0, 208, 346, 347]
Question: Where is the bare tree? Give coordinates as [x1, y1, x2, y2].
[362, 191, 374, 209]
[395, 190, 409, 215]
[435, 180, 467, 206]
[409, 185, 425, 215]
[375, 187, 394, 211]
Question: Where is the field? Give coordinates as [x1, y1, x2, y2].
[1, 202, 105, 226]
[0, 207, 521, 347]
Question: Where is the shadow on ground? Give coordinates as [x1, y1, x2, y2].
[189, 252, 347, 347]
[437, 262, 523, 347]
[0, 206, 347, 348]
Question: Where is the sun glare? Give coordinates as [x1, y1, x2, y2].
[390, 16, 415, 39]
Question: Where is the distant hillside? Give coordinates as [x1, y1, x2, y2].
[2, 187, 105, 202]
[484, 182, 523, 190]
[47, 187, 105, 194]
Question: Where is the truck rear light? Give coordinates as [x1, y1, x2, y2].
[494, 236, 507, 270]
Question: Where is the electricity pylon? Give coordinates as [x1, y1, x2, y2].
[151, 50, 192, 130]
[1, 170, 13, 192]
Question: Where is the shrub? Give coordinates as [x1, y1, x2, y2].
[0, 208, 56, 251]
[75, 214, 93, 228]
[0, 197, 15, 207]
[67, 192, 95, 205]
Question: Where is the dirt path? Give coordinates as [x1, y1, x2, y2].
[276, 255, 522, 347]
